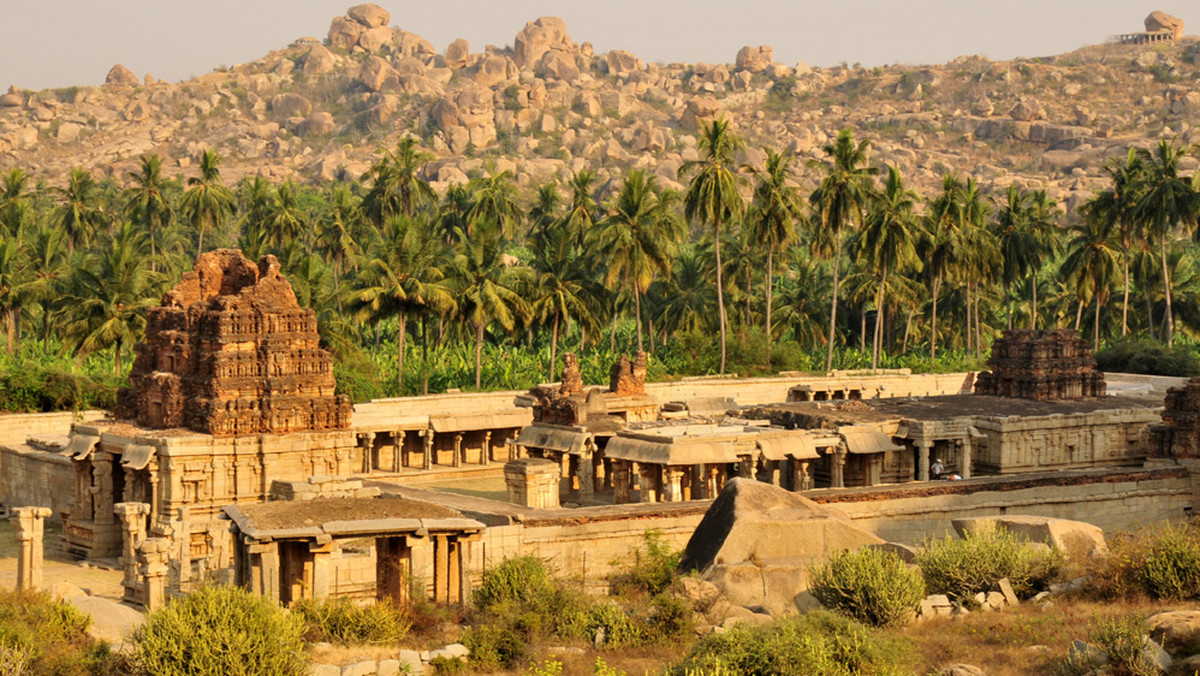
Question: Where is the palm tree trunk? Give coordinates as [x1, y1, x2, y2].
[397, 313, 406, 395]
[550, 314, 560, 382]
[903, 308, 914, 353]
[826, 233, 842, 372]
[765, 250, 774, 367]
[474, 321, 484, 390]
[715, 217, 728, 374]
[1005, 281, 1012, 330]
[610, 312, 617, 352]
[1075, 299, 1083, 330]
[421, 316, 429, 395]
[42, 305, 50, 356]
[1031, 274, 1039, 330]
[634, 282, 644, 353]
[3, 309, 14, 356]
[872, 266, 887, 370]
[1094, 287, 1102, 350]
[974, 288, 982, 359]
[1160, 235, 1174, 347]
[114, 337, 122, 375]
[744, 270, 752, 333]
[930, 273, 941, 365]
[859, 311, 866, 352]
[965, 283, 973, 355]
[1121, 253, 1130, 337]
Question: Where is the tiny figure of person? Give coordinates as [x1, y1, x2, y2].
[930, 458, 944, 480]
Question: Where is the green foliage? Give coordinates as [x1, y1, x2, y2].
[473, 556, 555, 610]
[462, 621, 526, 671]
[525, 658, 563, 676]
[916, 527, 1064, 601]
[671, 610, 912, 676]
[291, 597, 410, 645]
[810, 547, 925, 627]
[131, 585, 309, 675]
[1058, 615, 1157, 676]
[1094, 340, 1200, 377]
[0, 365, 117, 412]
[430, 654, 469, 675]
[332, 349, 384, 403]
[1085, 523, 1200, 601]
[609, 530, 681, 598]
[0, 588, 113, 676]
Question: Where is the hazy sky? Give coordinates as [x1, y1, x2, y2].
[1, 2, 1194, 91]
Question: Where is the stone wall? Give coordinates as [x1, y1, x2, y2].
[819, 467, 1193, 543]
[0, 445, 74, 517]
[0, 410, 105, 448]
[973, 408, 1158, 474]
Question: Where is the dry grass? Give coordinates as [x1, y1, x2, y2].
[886, 597, 1191, 676]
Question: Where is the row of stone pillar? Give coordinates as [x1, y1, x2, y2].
[358, 429, 503, 473]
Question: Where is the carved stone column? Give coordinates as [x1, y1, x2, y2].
[422, 430, 433, 470]
[92, 453, 115, 526]
[961, 437, 973, 479]
[137, 538, 171, 611]
[394, 431, 406, 472]
[481, 431, 492, 466]
[832, 445, 847, 489]
[916, 440, 931, 481]
[11, 507, 51, 590]
[359, 432, 376, 474]
[453, 434, 463, 468]
[662, 467, 684, 502]
[114, 502, 150, 602]
[611, 460, 632, 504]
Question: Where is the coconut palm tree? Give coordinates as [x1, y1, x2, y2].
[745, 149, 805, 358]
[315, 183, 365, 309]
[180, 149, 235, 254]
[450, 225, 531, 389]
[350, 216, 455, 394]
[0, 168, 32, 243]
[1082, 149, 1146, 337]
[55, 167, 107, 256]
[563, 170, 599, 249]
[857, 166, 920, 369]
[260, 181, 309, 251]
[682, 117, 744, 374]
[591, 170, 684, 352]
[808, 129, 877, 371]
[1134, 138, 1195, 347]
[363, 136, 436, 226]
[1063, 215, 1120, 349]
[63, 221, 161, 373]
[527, 181, 563, 253]
[650, 248, 716, 340]
[468, 171, 524, 238]
[530, 227, 601, 379]
[923, 174, 966, 364]
[19, 223, 69, 353]
[125, 154, 173, 271]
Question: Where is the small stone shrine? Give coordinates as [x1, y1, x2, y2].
[1149, 377, 1200, 459]
[974, 329, 1106, 401]
[116, 248, 351, 436]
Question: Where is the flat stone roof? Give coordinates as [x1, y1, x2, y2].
[224, 496, 482, 540]
[748, 393, 1161, 426]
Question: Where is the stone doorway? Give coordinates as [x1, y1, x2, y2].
[375, 537, 411, 605]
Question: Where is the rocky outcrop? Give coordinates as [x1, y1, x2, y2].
[359, 56, 399, 92]
[270, 92, 313, 118]
[444, 39, 470, 69]
[327, 16, 365, 51]
[105, 64, 140, 88]
[951, 515, 1106, 560]
[1145, 11, 1184, 40]
[431, 85, 496, 153]
[296, 111, 336, 137]
[604, 50, 641, 77]
[347, 3, 390, 28]
[513, 17, 571, 69]
[327, 4, 408, 54]
[302, 44, 337, 74]
[679, 478, 884, 616]
[1009, 98, 1045, 122]
[735, 45, 774, 73]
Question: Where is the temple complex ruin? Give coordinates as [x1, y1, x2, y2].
[1149, 376, 1200, 459]
[1115, 10, 1185, 44]
[974, 329, 1106, 401]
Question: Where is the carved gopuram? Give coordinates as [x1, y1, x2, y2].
[1149, 377, 1200, 459]
[116, 248, 351, 435]
[64, 250, 358, 564]
[974, 329, 1106, 401]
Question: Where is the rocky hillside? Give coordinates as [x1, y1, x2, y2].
[2, 5, 1199, 211]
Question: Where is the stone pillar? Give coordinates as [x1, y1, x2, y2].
[11, 507, 51, 591]
[662, 467, 684, 503]
[394, 430, 405, 472]
[576, 449, 594, 499]
[961, 437, 973, 479]
[916, 440, 931, 481]
[799, 461, 812, 491]
[92, 453, 115, 526]
[738, 456, 754, 478]
[453, 434, 463, 468]
[706, 465, 722, 499]
[481, 431, 492, 466]
[433, 534, 450, 604]
[832, 446, 847, 489]
[310, 538, 334, 599]
[137, 538, 171, 611]
[770, 461, 781, 487]
[360, 432, 376, 473]
[611, 460, 632, 504]
[409, 532, 433, 600]
[114, 502, 150, 602]
[170, 506, 192, 592]
[638, 465, 660, 504]
[423, 430, 433, 470]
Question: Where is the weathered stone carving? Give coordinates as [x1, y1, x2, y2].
[115, 249, 351, 436]
[609, 351, 647, 396]
[1149, 376, 1200, 458]
[559, 352, 583, 396]
[974, 329, 1105, 401]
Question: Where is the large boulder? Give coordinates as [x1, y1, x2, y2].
[1148, 611, 1200, 656]
[735, 45, 774, 73]
[514, 17, 570, 69]
[270, 93, 313, 118]
[680, 96, 722, 132]
[327, 16, 365, 51]
[105, 64, 140, 88]
[347, 3, 390, 28]
[605, 50, 641, 77]
[445, 38, 470, 69]
[359, 56, 398, 92]
[296, 111, 336, 137]
[1010, 98, 1045, 122]
[358, 25, 394, 52]
[472, 53, 514, 87]
[394, 30, 437, 59]
[1146, 11, 1184, 40]
[540, 50, 581, 82]
[303, 44, 336, 74]
[951, 515, 1106, 559]
[679, 478, 884, 616]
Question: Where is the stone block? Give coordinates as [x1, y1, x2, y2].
[310, 664, 341, 676]
[998, 577, 1019, 606]
[340, 660, 377, 676]
[376, 659, 400, 676]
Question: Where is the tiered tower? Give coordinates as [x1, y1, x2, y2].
[115, 249, 351, 436]
[974, 329, 1106, 401]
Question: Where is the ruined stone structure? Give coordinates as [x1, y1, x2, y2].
[116, 249, 351, 436]
[609, 351, 647, 396]
[1149, 376, 1200, 459]
[11, 507, 51, 590]
[974, 329, 1106, 401]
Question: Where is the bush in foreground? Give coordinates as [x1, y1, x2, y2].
[291, 596, 410, 645]
[671, 610, 912, 676]
[1086, 523, 1200, 601]
[810, 547, 925, 627]
[131, 585, 308, 675]
[916, 527, 1063, 601]
[0, 588, 113, 675]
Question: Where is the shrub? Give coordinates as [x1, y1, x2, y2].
[0, 588, 113, 675]
[291, 597, 410, 645]
[810, 547, 925, 627]
[0, 366, 117, 413]
[916, 527, 1063, 601]
[131, 585, 309, 675]
[462, 622, 526, 671]
[473, 556, 556, 610]
[1085, 523, 1200, 601]
[1059, 615, 1157, 676]
[609, 530, 681, 598]
[1095, 340, 1200, 377]
[671, 610, 912, 675]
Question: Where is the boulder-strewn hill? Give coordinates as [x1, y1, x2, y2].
[2, 5, 1199, 210]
